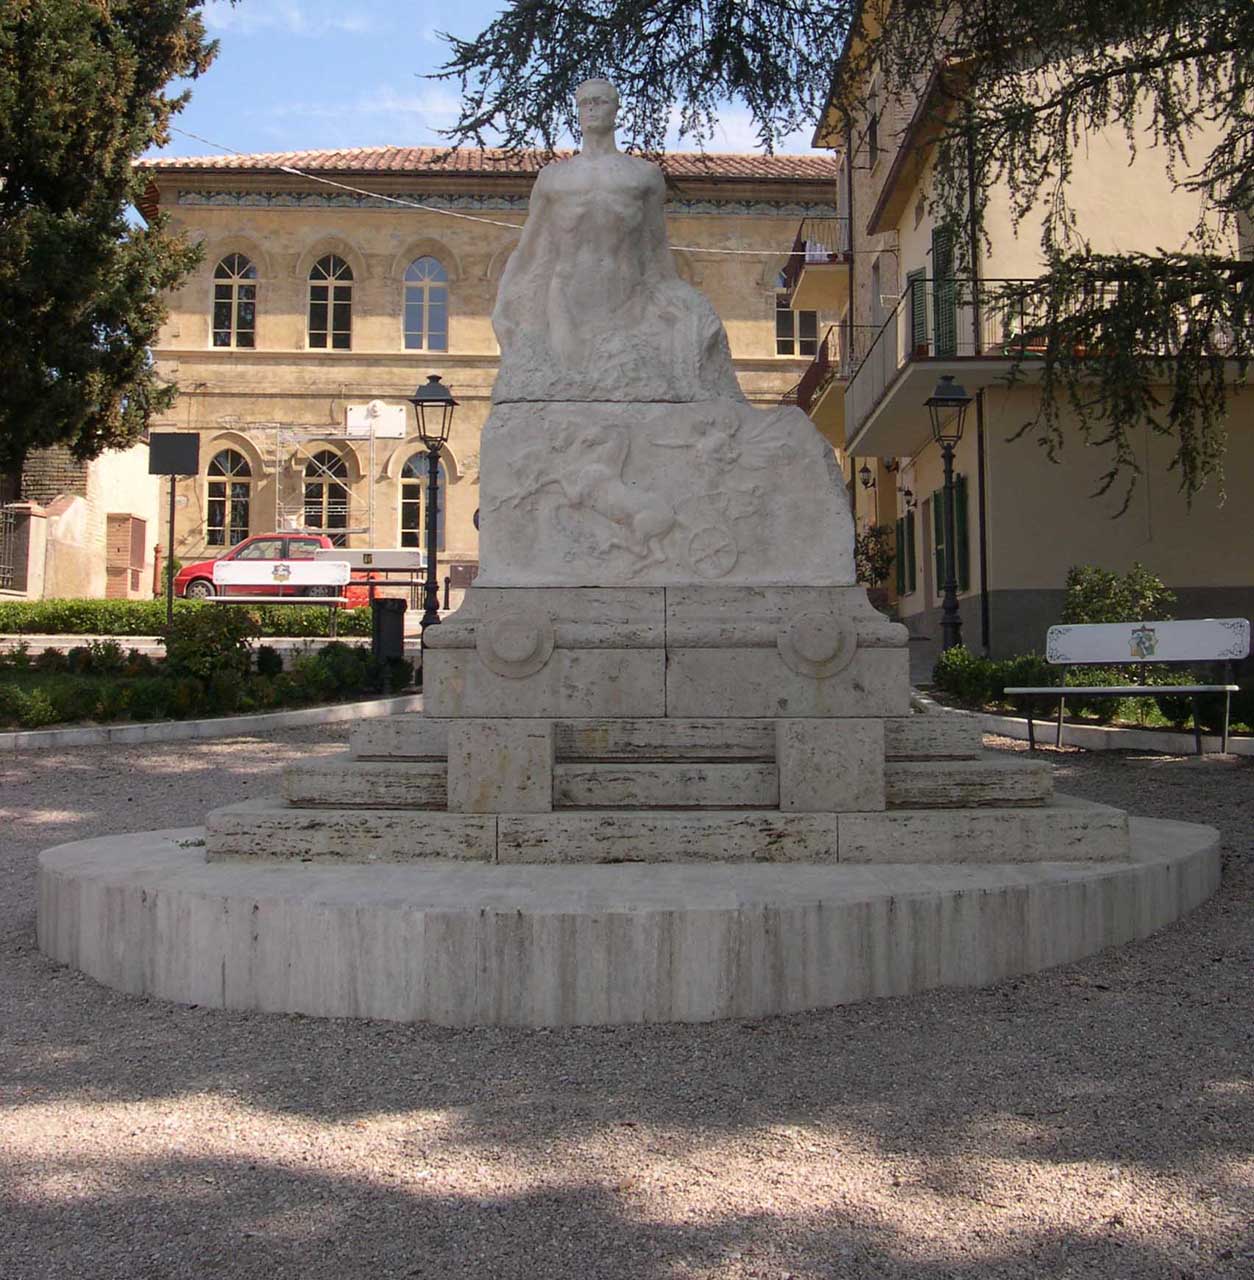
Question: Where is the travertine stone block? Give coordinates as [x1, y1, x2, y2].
[838, 795, 1129, 863]
[448, 720, 554, 814]
[425, 649, 666, 718]
[666, 646, 909, 718]
[553, 762, 778, 808]
[497, 810, 840, 864]
[283, 753, 446, 808]
[424, 586, 666, 649]
[885, 756, 1053, 809]
[777, 719, 885, 812]
[883, 714, 982, 760]
[554, 718, 775, 761]
[205, 797, 494, 862]
[350, 715, 449, 761]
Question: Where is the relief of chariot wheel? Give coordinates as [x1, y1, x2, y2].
[686, 524, 739, 578]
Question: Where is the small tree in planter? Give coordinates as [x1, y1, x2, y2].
[855, 524, 896, 587]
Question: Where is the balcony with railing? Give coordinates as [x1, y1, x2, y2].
[782, 216, 851, 311]
[844, 275, 1119, 453]
[784, 323, 880, 446]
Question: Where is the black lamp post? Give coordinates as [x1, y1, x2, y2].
[407, 374, 457, 630]
[924, 374, 973, 652]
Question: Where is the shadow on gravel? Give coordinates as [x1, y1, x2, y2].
[3, 742, 1253, 1278]
[1, 1151, 1250, 1280]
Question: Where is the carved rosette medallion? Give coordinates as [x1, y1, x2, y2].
[476, 611, 556, 678]
[777, 612, 858, 679]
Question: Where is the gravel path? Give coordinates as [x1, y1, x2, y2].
[1, 730, 1251, 1280]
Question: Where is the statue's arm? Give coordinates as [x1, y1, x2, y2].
[494, 173, 554, 341]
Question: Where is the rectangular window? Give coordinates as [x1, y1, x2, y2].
[906, 268, 927, 356]
[776, 295, 818, 356]
[236, 283, 256, 348]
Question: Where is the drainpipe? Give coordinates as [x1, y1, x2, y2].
[966, 113, 992, 656]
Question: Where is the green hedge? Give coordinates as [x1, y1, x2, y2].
[0, 643, 412, 729]
[0, 597, 371, 637]
[932, 645, 1253, 733]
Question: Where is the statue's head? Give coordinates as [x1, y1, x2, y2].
[575, 79, 619, 135]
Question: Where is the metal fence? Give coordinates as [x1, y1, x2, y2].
[0, 506, 17, 591]
[781, 217, 851, 294]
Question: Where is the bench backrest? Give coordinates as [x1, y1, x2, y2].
[212, 559, 351, 587]
[1045, 619, 1250, 665]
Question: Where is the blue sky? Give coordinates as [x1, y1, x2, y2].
[151, 0, 816, 161]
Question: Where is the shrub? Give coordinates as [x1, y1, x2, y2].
[206, 669, 242, 715]
[169, 676, 206, 718]
[996, 653, 1057, 713]
[255, 644, 284, 677]
[932, 645, 998, 705]
[2, 643, 32, 671]
[17, 689, 59, 729]
[289, 653, 336, 701]
[1061, 563, 1175, 626]
[128, 678, 173, 723]
[66, 646, 94, 675]
[33, 647, 67, 673]
[316, 642, 370, 696]
[855, 524, 896, 588]
[93, 681, 131, 722]
[47, 679, 93, 724]
[122, 648, 156, 677]
[163, 607, 260, 681]
[87, 639, 127, 674]
[0, 597, 371, 638]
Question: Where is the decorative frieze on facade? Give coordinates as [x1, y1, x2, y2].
[176, 189, 837, 219]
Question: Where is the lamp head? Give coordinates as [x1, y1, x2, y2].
[408, 375, 458, 448]
[925, 374, 972, 446]
[858, 461, 875, 490]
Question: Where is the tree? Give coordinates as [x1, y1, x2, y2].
[0, 0, 217, 472]
[436, 0, 1253, 507]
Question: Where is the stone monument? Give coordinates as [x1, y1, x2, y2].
[36, 83, 1220, 1025]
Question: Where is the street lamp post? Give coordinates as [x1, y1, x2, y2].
[924, 374, 974, 652]
[407, 374, 458, 632]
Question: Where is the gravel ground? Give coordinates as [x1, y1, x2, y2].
[1, 729, 1251, 1280]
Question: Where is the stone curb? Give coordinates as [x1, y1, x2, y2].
[912, 689, 1253, 757]
[0, 694, 423, 754]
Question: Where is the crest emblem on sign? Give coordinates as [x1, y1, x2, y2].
[1129, 624, 1157, 658]
[271, 563, 292, 583]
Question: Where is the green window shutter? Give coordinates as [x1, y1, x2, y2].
[931, 227, 956, 357]
[906, 268, 926, 355]
[906, 509, 917, 594]
[895, 518, 906, 594]
[931, 491, 941, 586]
[955, 473, 970, 592]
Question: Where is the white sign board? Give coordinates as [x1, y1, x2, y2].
[345, 400, 408, 439]
[313, 547, 425, 571]
[213, 559, 351, 587]
[1046, 619, 1250, 664]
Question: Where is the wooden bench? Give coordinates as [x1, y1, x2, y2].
[1004, 618, 1249, 755]
[209, 560, 352, 638]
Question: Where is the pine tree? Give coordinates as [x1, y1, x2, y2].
[436, 0, 1253, 505]
[0, 0, 216, 471]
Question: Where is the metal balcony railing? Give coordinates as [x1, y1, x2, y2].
[781, 216, 851, 294]
[793, 324, 880, 412]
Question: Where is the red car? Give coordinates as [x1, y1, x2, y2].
[174, 533, 374, 606]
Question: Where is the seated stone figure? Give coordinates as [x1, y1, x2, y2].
[492, 79, 745, 404]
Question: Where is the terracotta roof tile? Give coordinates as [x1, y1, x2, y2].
[137, 145, 839, 182]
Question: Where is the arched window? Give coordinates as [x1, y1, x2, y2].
[212, 254, 257, 348]
[206, 449, 251, 546]
[303, 450, 350, 545]
[308, 255, 353, 350]
[400, 453, 446, 551]
[403, 256, 449, 351]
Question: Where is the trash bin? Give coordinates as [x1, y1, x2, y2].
[371, 596, 406, 663]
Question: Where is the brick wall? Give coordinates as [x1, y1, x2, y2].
[21, 447, 89, 504]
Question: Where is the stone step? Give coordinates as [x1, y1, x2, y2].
[206, 797, 494, 862]
[553, 718, 775, 761]
[553, 762, 778, 809]
[885, 756, 1053, 809]
[350, 715, 449, 760]
[283, 753, 446, 809]
[884, 714, 983, 760]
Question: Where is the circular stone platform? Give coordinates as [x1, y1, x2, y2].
[37, 818, 1219, 1027]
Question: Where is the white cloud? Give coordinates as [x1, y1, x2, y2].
[204, 0, 373, 37]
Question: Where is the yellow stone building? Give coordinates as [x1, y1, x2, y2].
[785, 33, 1253, 665]
[137, 146, 841, 588]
